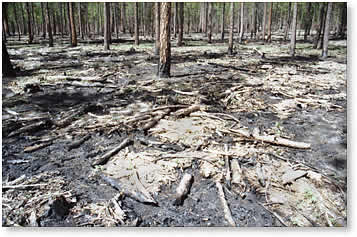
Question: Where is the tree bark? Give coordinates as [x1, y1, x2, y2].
[322, 3, 332, 59]
[267, 2, 273, 43]
[134, 3, 139, 45]
[262, 2, 267, 41]
[228, 2, 235, 55]
[78, 2, 83, 40]
[46, 3, 53, 47]
[283, 2, 292, 41]
[290, 2, 298, 57]
[120, 3, 126, 33]
[25, 3, 33, 44]
[313, 3, 326, 49]
[40, 3, 46, 38]
[158, 2, 171, 78]
[13, 3, 21, 40]
[69, 2, 77, 47]
[220, 3, 225, 41]
[207, 2, 212, 43]
[173, 2, 178, 38]
[104, 2, 110, 50]
[239, 2, 244, 43]
[154, 3, 160, 55]
[177, 2, 184, 47]
[67, 3, 72, 41]
[250, 3, 257, 39]
[3, 3, 10, 36]
[3, 42, 16, 77]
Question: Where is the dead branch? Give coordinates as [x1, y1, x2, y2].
[24, 141, 52, 153]
[228, 128, 311, 149]
[173, 173, 193, 206]
[92, 138, 133, 166]
[172, 89, 199, 96]
[8, 119, 52, 138]
[2, 183, 47, 190]
[172, 104, 201, 118]
[68, 134, 91, 151]
[215, 181, 236, 227]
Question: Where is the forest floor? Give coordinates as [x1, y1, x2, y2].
[2, 32, 347, 227]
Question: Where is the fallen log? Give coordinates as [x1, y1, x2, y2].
[68, 134, 91, 151]
[172, 104, 201, 118]
[24, 142, 53, 153]
[92, 138, 133, 166]
[173, 173, 193, 206]
[100, 174, 157, 205]
[215, 181, 236, 227]
[227, 128, 311, 149]
[8, 119, 52, 138]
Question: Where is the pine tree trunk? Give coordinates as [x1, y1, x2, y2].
[177, 3, 184, 47]
[158, 2, 171, 78]
[121, 3, 126, 33]
[322, 3, 332, 59]
[21, 3, 27, 35]
[25, 3, 33, 44]
[104, 2, 110, 50]
[134, 3, 139, 45]
[313, 3, 326, 49]
[228, 2, 235, 55]
[2, 42, 16, 77]
[78, 3, 83, 39]
[290, 2, 298, 57]
[262, 2, 267, 41]
[250, 3, 257, 39]
[69, 2, 77, 47]
[207, 3, 212, 43]
[67, 3, 72, 40]
[239, 2, 244, 43]
[3, 3, 10, 36]
[13, 3, 21, 40]
[267, 2, 273, 42]
[46, 3, 53, 47]
[283, 2, 292, 41]
[220, 3, 225, 41]
[31, 3, 36, 36]
[303, 2, 313, 41]
[154, 3, 160, 55]
[41, 3, 46, 38]
[59, 3, 64, 37]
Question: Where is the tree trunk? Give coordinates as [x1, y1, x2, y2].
[267, 2, 273, 43]
[303, 2, 313, 41]
[220, 3, 225, 41]
[228, 2, 235, 55]
[67, 3, 72, 41]
[313, 3, 326, 49]
[25, 3, 33, 44]
[13, 3, 21, 40]
[52, 6, 57, 36]
[154, 3, 161, 55]
[20, 3, 27, 35]
[239, 2, 244, 43]
[338, 3, 347, 39]
[250, 3, 257, 39]
[104, 2, 110, 50]
[3, 3, 10, 36]
[322, 3, 332, 59]
[204, 2, 208, 34]
[121, 3, 126, 33]
[207, 2, 212, 43]
[46, 3, 53, 47]
[177, 2, 184, 46]
[59, 3, 64, 37]
[158, 2, 171, 78]
[31, 3, 36, 36]
[134, 3, 139, 45]
[3, 42, 16, 77]
[69, 2, 77, 47]
[290, 2, 298, 57]
[41, 3, 46, 38]
[78, 2, 83, 39]
[262, 2, 267, 41]
[173, 2, 178, 38]
[283, 2, 292, 41]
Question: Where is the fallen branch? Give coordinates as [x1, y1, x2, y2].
[8, 119, 52, 138]
[68, 134, 91, 151]
[2, 183, 47, 190]
[100, 174, 157, 205]
[172, 104, 201, 118]
[173, 173, 193, 206]
[24, 142, 52, 153]
[172, 89, 199, 96]
[92, 138, 133, 166]
[257, 201, 288, 227]
[215, 181, 236, 227]
[228, 128, 311, 149]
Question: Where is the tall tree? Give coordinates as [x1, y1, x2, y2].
[154, 3, 160, 55]
[78, 2, 84, 39]
[134, 3, 139, 45]
[120, 3, 126, 33]
[337, 3, 347, 39]
[104, 2, 110, 50]
[250, 3, 257, 39]
[12, 3, 21, 40]
[239, 2, 244, 43]
[41, 3, 46, 38]
[228, 2, 235, 55]
[220, 3, 226, 41]
[25, 2, 33, 44]
[322, 3, 332, 59]
[69, 2, 77, 47]
[207, 2, 212, 43]
[313, 3, 326, 49]
[267, 2, 273, 42]
[177, 2, 184, 47]
[283, 2, 292, 41]
[290, 2, 298, 57]
[3, 42, 16, 77]
[3, 3, 10, 36]
[173, 3, 178, 38]
[67, 3, 72, 41]
[303, 2, 313, 41]
[46, 3, 53, 47]
[158, 2, 171, 78]
[262, 2, 267, 41]
[20, 3, 27, 35]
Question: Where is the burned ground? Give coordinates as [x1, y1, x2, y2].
[2, 33, 347, 227]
